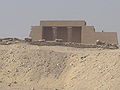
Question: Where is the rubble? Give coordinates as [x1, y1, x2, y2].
[30, 41, 119, 49]
[30, 41, 97, 48]
[96, 40, 119, 49]
[96, 40, 105, 45]
[0, 38, 23, 45]
[0, 38, 119, 49]
[24, 37, 32, 42]
[55, 39, 63, 42]
[38, 39, 46, 42]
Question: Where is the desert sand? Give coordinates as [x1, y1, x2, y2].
[0, 43, 120, 90]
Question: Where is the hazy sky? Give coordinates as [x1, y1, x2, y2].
[0, 0, 120, 42]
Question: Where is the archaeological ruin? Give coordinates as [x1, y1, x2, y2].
[29, 20, 118, 44]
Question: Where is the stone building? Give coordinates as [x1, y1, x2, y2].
[29, 20, 118, 44]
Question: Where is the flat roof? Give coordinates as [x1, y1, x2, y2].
[40, 20, 86, 27]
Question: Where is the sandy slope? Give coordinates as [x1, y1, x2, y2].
[0, 43, 120, 90]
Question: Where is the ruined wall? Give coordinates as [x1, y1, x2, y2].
[30, 26, 42, 41]
[40, 21, 86, 27]
[81, 26, 118, 44]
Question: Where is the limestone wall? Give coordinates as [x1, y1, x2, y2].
[30, 26, 42, 41]
[81, 26, 118, 44]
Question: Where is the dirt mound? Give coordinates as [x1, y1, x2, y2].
[0, 43, 120, 90]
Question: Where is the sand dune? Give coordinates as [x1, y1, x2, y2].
[0, 43, 120, 90]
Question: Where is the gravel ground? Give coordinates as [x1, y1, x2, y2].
[0, 43, 120, 90]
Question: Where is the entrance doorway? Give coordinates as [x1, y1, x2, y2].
[72, 27, 81, 43]
[57, 27, 68, 42]
[42, 27, 54, 41]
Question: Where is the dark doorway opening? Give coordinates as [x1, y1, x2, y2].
[57, 27, 68, 42]
[72, 27, 81, 43]
[42, 27, 54, 41]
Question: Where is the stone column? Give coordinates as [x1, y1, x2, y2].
[67, 27, 72, 42]
[52, 27, 57, 40]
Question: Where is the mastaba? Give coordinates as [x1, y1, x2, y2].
[29, 20, 118, 44]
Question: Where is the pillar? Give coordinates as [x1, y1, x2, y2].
[67, 27, 72, 42]
[52, 27, 57, 40]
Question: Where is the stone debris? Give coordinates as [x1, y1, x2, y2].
[38, 39, 46, 42]
[0, 38, 23, 45]
[30, 41, 119, 49]
[24, 37, 32, 42]
[96, 40, 119, 49]
[55, 39, 63, 42]
[30, 41, 97, 48]
[0, 38, 119, 49]
[96, 40, 105, 45]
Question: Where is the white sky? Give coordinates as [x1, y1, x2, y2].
[0, 0, 120, 42]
